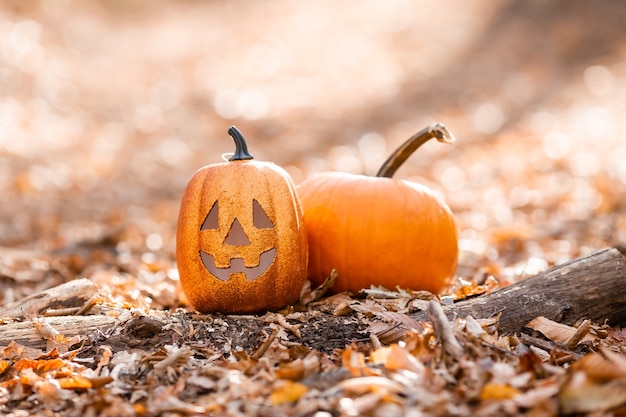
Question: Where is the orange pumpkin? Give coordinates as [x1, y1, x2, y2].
[176, 126, 308, 313]
[298, 123, 458, 294]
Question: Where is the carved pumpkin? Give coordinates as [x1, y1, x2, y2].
[176, 126, 308, 313]
[298, 123, 458, 294]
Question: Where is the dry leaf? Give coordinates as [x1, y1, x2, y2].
[153, 345, 192, 372]
[464, 315, 488, 339]
[275, 352, 319, 381]
[366, 322, 407, 344]
[559, 371, 626, 413]
[370, 345, 424, 376]
[453, 276, 499, 300]
[57, 374, 93, 390]
[342, 347, 366, 377]
[526, 316, 596, 344]
[19, 368, 42, 386]
[0, 359, 10, 375]
[366, 310, 425, 343]
[2, 341, 42, 360]
[308, 269, 338, 302]
[480, 383, 521, 400]
[513, 382, 560, 408]
[337, 376, 404, 396]
[572, 349, 626, 381]
[270, 381, 308, 405]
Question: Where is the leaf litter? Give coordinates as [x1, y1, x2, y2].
[0, 269, 625, 416]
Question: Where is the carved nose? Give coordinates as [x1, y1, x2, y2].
[224, 218, 250, 246]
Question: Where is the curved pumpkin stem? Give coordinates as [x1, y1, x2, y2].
[376, 122, 455, 178]
[227, 126, 254, 161]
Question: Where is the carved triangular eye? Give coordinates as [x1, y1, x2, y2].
[201, 201, 219, 230]
[253, 199, 273, 229]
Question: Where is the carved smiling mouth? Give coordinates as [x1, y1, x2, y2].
[200, 248, 277, 282]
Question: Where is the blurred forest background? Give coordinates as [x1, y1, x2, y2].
[1, 0, 625, 306]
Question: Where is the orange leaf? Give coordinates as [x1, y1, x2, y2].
[370, 345, 424, 375]
[0, 360, 10, 375]
[342, 346, 366, 377]
[270, 381, 308, 405]
[87, 375, 113, 389]
[275, 359, 305, 381]
[13, 358, 39, 372]
[38, 358, 69, 373]
[480, 383, 520, 401]
[19, 368, 42, 386]
[57, 374, 93, 390]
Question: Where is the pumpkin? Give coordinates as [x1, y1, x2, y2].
[176, 126, 308, 313]
[298, 123, 458, 294]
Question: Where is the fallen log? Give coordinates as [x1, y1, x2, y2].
[0, 247, 624, 351]
[429, 247, 626, 334]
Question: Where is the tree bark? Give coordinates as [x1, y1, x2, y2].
[1, 248, 624, 350]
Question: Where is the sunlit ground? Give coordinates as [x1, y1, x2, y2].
[1, 1, 625, 296]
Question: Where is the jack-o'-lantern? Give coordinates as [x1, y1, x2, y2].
[298, 123, 458, 295]
[176, 126, 308, 313]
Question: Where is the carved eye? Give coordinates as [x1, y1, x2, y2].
[253, 199, 273, 229]
[201, 201, 219, 230]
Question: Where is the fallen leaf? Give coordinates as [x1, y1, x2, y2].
[270, 380, 308, 405]
[464, 315, 488, 339]
[572, 349, 626, 381]
[367, 311, 425, 343]
[308, 269, 338, 302]
[559, 371, 626, 413]
[370, 344, 424, 376]
[453, 276, 499, 300]
[513, 382, 560, 408]
[526, 316, 596, 344]
[275, 358, 306, 381]
[337, 376, 404, 396]
[2, 341, 42, 360]
[13, 358, 39, 372]
[57, 374, 93, 390]
[275, 352, 320, 381]
[342, 347, 366, 377]
[480, 383, 521, 400]
[38, 358, 70, 373]
[0, 360, 10, 375]
[19, 368, 42, 386]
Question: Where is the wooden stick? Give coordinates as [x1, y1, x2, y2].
[427, 300, 463, 360]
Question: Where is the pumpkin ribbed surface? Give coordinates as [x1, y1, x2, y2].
[176, 127, 308, 314]
[298, 171, 457, 294]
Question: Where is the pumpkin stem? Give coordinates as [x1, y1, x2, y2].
[376, 122, 455, 178]
[227, 126, 254, 161]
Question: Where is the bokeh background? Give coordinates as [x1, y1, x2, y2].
[1, 0, 625, 304]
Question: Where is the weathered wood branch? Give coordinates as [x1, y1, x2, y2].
[429, 247, 626, 334]
[0, 315, 118, 348]
[0, 248, 624, 351]
[0, 278, 99, 319]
